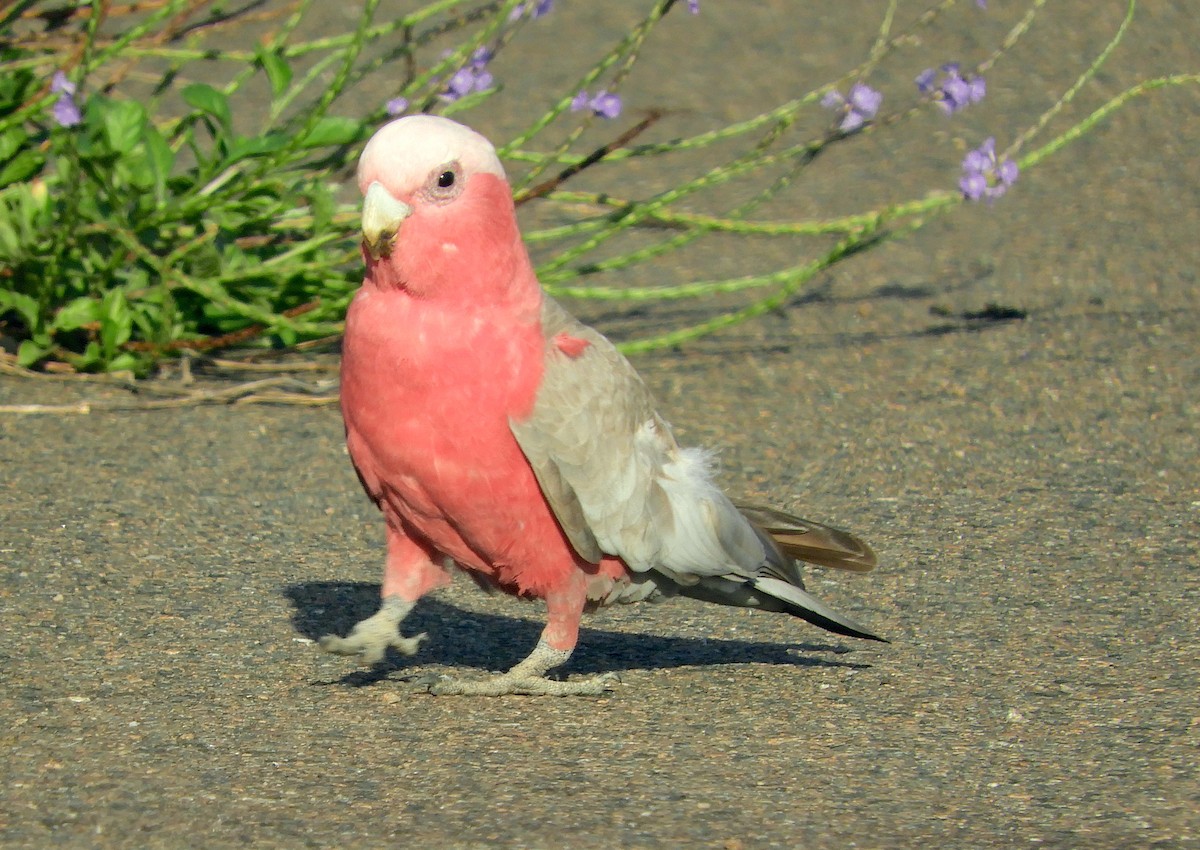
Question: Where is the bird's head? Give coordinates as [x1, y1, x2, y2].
[356, 115, 529, 299]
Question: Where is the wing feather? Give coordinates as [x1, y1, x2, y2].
[509, 297, 882, 641]
[510, 297, 765, 577]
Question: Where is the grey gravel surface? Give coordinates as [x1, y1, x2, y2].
[2, 2, 1199, 848]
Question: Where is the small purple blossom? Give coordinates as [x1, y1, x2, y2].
[510, 0, 553, 20]
[571, 89, 622, 119]
[49, 70, 82, 128]
[385, 96, 409, 116]
[822, 82, 882, 132]
[440, 47, 494, 102]
[960, 136, 1019, 201]
[50, 70, 74, 96]
[686, 0, 700, 13]
[977, 0, 987, 8]
[917, 63, 986, 115]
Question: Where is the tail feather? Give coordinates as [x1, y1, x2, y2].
[661, 503, 885, 642]
[749, 576, 887, 642]
[668, 573, 886, 642]
[738, 504, 877, 572]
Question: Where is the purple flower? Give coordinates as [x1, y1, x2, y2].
[917, 63, 986, 115]
[440, 48, 494, 102]
[977, 0, 987, 8]
[51, 70, 75, 96]
[49, 70, 82, 128]
[822, 82, 882, 132]
[960, 137, 1019, 201]
[385, 96, 409, 116]
[687, 0, 700, 13]
[571, 89, 622, 119]
[510, 0, 553, 20]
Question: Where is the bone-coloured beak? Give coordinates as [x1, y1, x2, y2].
[361, 181, 412, 260]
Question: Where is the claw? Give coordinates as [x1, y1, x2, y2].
[403, 671, 447, 691]
[318, 597, 421, 664]
[425, 670, 620, 697]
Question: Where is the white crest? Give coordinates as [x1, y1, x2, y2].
[357, 115, 506, 195]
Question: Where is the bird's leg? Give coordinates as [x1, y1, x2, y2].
[427, 570, 619, 696]
[319, 523, 449, 664]
[319, 594, 424, 663]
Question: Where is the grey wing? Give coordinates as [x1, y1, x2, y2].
[509, 297, 768, 582]
[511, 298, 885, 642]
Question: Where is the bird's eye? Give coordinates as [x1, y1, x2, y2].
[426, 161, 464, 203]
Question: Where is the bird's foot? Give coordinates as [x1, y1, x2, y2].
[318, 597, 424, 664]
[418, 670, 621, 697]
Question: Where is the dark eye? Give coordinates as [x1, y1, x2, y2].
[427, 161, 463, 202]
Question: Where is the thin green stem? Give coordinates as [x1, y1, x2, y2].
[1017, 72, 1200, 172]
[503, 0, 670, 193]
[615, 229, 875, 354]
[1003, 0, 1134, 159]
[264, 0, 381, 170]
[978, 0, 1048, 75]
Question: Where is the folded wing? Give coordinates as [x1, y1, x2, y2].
[510, 297, 883, 641]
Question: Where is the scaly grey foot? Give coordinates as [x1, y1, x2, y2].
[318, 596, 424, 664]
[423, 670, 620, 696]
[419, 639, 620, 696]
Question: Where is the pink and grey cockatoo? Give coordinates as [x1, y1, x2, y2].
[320, 115, 883, 696]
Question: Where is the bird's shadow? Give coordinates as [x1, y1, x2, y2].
[284, 581, 871, 687]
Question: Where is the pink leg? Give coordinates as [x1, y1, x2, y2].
[427, 567, 618, 696]
[319, 520, 449, 664]
[539, 567, 587, 652]
[381, 520, 451, 602]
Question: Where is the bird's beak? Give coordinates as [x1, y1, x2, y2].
[361, 181, 412, 260]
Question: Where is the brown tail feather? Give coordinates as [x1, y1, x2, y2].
[737, 504, 877, 573]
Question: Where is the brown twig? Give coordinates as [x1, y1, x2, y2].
[0, 374, 339, 414]
[122, 299, 322, 354]
[513, 109, 664, 207]
[206, 356, 336, 372]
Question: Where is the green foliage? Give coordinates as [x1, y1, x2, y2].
[0, 0, 1195, 373]
[0, 1, 385, 373]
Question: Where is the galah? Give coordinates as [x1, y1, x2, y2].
[321, 115, 884, 696]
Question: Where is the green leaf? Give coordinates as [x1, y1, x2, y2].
[296, 116, 364, 149]
[0, 148, 44, 187]
[224, 132, 288, 163]
[0, 67, 35, 113]
[0, 289, 40, 329]
[182, 83, 232, 131]
[0, 126, 25, 161]
[76, 340, 102, 369]
[100, 288, 134, 355]
[17, 338, 50, 367]
[52, 296, 101, 332]
[101, 99, 148, 154]
[309, 183, 334, 233]
[0, 215, 17, 256]
[106, 351, 140, 373]
[257, 47, 293, 99]
[142, 123, 174, 202]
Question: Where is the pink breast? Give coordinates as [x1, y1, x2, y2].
[340, 287, 586, 597]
